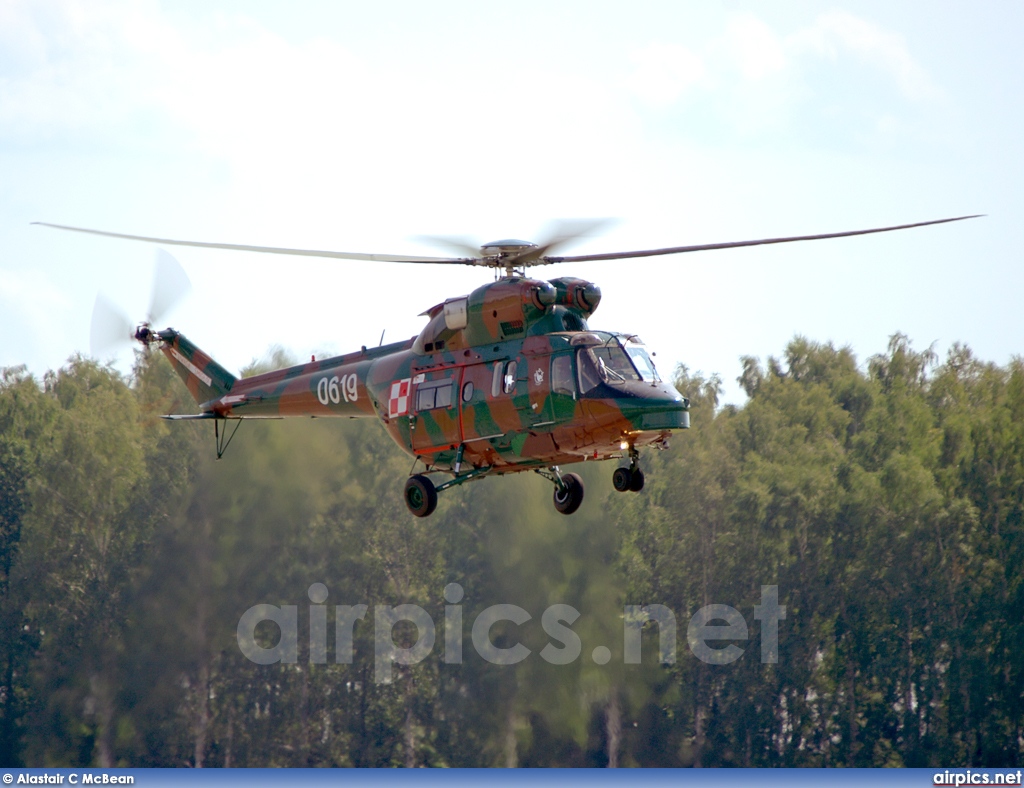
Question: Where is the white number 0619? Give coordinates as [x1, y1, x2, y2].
[317, 374, 358, 405]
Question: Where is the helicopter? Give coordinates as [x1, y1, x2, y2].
[37, 215, 978, 517]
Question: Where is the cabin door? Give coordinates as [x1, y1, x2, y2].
[410, 370, 462, 454]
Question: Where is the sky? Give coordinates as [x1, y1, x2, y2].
[1, 1, 1020, 405]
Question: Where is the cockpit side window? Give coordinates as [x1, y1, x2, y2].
[577, 349, 603, 394]
[551, 354, 575, 397]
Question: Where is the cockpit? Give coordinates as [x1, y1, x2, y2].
[571, 333, 662, 395]
[559, 331, 686, 431]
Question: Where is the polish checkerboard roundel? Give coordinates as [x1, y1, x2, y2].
[389, 378, 411, 418]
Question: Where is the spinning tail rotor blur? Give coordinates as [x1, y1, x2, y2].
[89, 249, 191, 359]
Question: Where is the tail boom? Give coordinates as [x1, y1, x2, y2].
[153, 329, 237, 405]
[150, 328, 412, 420]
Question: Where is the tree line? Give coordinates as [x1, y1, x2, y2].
[0, 333, 1022, 767]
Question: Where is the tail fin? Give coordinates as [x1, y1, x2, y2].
[156, 329, 236, 406]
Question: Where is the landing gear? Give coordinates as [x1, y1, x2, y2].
[535, 466, 585, 515]
[612, 466, 645, 492]
[403, 461, 495, 517]
[404, 474, 438, 518]
[553, 472, 585, 515]
[613, 447, 645, 493]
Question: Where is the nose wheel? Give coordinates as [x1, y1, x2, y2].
[612, 448, 645, 493]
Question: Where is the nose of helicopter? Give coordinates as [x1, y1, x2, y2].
[616, 381, 691, 430]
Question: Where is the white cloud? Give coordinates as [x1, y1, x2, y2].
[0, 266, 73, 365]
[1, 1, 643, 216]
[626, 12, 793, 111]
[789, 11, 942, 102]
[627, 42, 706, 107]
[722, 14, 787, 82]
[625, 10, 940, 136]
[0, 1, 158, 140]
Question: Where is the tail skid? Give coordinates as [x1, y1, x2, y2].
[160, 411, 249, 459]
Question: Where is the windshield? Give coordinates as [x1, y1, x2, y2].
[577, 344, 643, 392]
[576, 340, 662, 392]
[591, 345, 641, 381]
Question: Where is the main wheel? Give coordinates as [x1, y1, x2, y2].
[553, 472, 585, 515]
[628, 468, 645, 492]
[612, 467, 633, 492]
[404, 474, 438, 517]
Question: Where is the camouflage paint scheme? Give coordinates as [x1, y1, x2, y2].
[148, 276, 689, 477]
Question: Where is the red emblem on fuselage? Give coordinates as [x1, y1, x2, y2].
[388, 378, 411, 418]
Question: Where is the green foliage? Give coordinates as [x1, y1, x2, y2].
[2, 333, 1024, 767]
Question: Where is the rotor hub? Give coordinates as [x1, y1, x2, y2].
[135, 323, 156, 343]
[480, 239, 537, 257]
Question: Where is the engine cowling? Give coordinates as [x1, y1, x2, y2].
[549, 277, 602, 316]
[414, 276, 603, 353]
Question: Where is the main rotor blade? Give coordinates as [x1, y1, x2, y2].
[412, 234, 484, 259]
[32, 223, 477, 265]
[544, 215, 983, 263]
[90, 294, 134, 358]
[147, 248, 192, 326]
[512, 218, 616, 265]
[38, 215, 983, 271]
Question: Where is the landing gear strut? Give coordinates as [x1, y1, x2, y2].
[612, 447, 645, 493]
[403, 461, 494, 517]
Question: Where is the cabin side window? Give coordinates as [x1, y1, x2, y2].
[416, 378, 454, 411]
[502, 361, 518, 394]
[490, 360, 519, 397]
[491, 363, 503, 398]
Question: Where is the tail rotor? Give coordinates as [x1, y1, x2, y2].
[147, 248, 192, 327]
[89, 294, 135, 358]
[89, 248, 192, 359]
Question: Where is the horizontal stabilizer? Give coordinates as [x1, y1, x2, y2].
[161, 413, 283, 420]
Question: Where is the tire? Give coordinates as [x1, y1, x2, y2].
[612, 467, 632, 492]
[628, 468, 645, 492]
[553, 472, 585, 515]
[404, 474, 438, 517]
